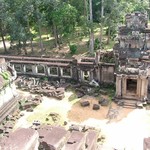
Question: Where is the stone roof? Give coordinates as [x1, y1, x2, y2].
[39, 126, 68, 149]
[0, 128, 39, 150]
[64, 131, 85, 150]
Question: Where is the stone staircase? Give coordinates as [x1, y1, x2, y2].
[115, 98, 146, 109]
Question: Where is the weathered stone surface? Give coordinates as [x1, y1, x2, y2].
[63, 131, 85, 150]
[26, 108, 34, 112]
[0, 127, 4, 134]
[99, 99, 109, 106]
[93, 104, 100, 110]
[143, 137, 150, 150]
[0, 128, 39, 150]
[80, 101, 90, 107]
[69, 124, 83, 132]
[4, 122, 13, 129]
[40, 126, 68, 150]
[86, 130, 98, 150]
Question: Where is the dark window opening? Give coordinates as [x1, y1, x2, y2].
[26, 65, 32, 73]
[126, 79, 137, 94]
[62, 68, 71, 77]
[37, 65, 45, 74]
[50, 67, 58, 75]
[83, 71, 90, 81]
[14, 64, 22, 72]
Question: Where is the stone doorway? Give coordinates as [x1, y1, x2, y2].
[126, 79, 137, 94]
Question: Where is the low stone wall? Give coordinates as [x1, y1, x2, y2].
[3, 56, 115, 85]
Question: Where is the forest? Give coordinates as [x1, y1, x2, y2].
[0, 0, 149, 57]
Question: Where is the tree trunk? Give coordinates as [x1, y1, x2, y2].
[30, 39, 34, 53]
[53, 21, 59, 48]
[0, 25, 7, 53]
[38, 22, 44, 52]
[89, 0, 94, 54]
[100, 0, 104, 44]
[84, 0, 88, 20]
[27, 18, 34, 53]
[107, 27, 110, 44]
[17, 40, 21, 54]
[35, 4, 44, 52]
[23, 41, 27, 55]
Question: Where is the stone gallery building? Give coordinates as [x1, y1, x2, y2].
[114, 12, 150, 104]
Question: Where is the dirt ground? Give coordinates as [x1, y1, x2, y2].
[14, 90, 150, 150]
[68, 95, 132, 123]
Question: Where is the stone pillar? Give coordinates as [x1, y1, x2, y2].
[116, 75, 122, 98]
[137, 77, 142, 98]
[140, 76, 148, 99]
[23, 65, 26, 73]
[32, 65, 37, 74]
[60, 67, 63, 77]
[97, 65, 101, 82]
[122, 76, 126, 97]
[90, 70, 93, 81]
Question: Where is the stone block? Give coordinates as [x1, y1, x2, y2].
[80, 101, 90, 107]
[93, 104, 100, 110]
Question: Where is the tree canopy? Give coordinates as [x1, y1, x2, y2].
[0, 0, 149, 55]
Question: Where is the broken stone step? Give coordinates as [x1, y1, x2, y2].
[122, 105, 137, 109]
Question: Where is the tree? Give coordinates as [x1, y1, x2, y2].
[89, 0, 94, 53]
[0, 0, 8, 53]
[52, 3, 77, 47]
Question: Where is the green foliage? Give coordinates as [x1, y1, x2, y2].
[68, 93, 78, 101]
[52, 3, 77, 35]
[94, 38, 100, 50]
[69, 44, 77, 54]
[0, 72, 10, 80]
[0, 0, 150, 54]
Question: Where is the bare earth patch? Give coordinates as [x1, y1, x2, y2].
[68, 95, 132, 123]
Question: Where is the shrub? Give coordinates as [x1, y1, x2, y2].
[94, 38, 100, 50]
[69, 44, 77, 54]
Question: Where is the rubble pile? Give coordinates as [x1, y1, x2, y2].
[19, 95, 43, 112]
[16, 77, 65, 100]
[0, 110, 20, 137]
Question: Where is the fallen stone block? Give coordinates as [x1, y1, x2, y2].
[80, 101, 90, 107]
[93, 104, 100, 110]
[26, 108, 34, 112]
[99, 99, 109, 106]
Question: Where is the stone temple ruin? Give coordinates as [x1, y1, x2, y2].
[114, 12, 150, 107]
[0, 12, 150, 150]
[0, 12, 149, 109]
[0, 58, 17, 122]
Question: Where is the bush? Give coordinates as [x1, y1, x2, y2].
[94, 38, 100, 50]
[87, 38, 102, 50]
[69, 44, 77, 54]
